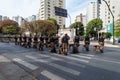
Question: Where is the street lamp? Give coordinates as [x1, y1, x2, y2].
[99, 0, 115, 45]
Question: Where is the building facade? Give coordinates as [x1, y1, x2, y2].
[38, 0, 66, 28]
[86, 2, 98, 23]
[12, 16, 23, 26]
[99, 0, 120, 33]
[0, 15, 2, 21]
[26, 15, 36, 22]
[2, 16, 9, 20]
[75, 13, 87, 26]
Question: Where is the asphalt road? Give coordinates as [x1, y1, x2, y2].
[0, 42, 120, 80]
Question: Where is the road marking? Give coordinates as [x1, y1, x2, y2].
[41, 70, 66, 80]
[78, 54, 95, 57]
[39, 54, 50, 57]
[25, 55, 80, 75]
[0, 55, 10, 62]
[49, 63, 80, 76]
[51, 57, 62, 61]
[70, 54, 92, 59]
[93, 58, 120, 65]
[25, 55, 48, 63]
[51, 54, 89, 63]
[13, 58, 38, 70]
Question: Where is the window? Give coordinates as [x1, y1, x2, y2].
[112, 6, 115, 9]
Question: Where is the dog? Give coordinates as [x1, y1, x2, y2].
[82, 45, 87, 51]
[93, 45, 101, 52]
[72, 43, 79, 53]
[57, 46, 63, 54]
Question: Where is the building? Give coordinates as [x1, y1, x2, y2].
[38, 0, 66, 28]
[27, 15, 36, 22]
[2, 16, 9, 20]
[75, 13, 87, 26]
[99, 0, 120, 33]
[0, 15, 2, 21]
[12, 16, 23, 26]
[86, 2, 97, 23]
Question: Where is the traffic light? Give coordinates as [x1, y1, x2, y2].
[98, 0, 101, 4]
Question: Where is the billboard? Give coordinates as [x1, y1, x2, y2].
[55, 6, 67, 17]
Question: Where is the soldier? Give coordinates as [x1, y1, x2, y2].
[23, 35, 27, 47]
[84, 35, 90, 51]
[33, 35, 38, 49]
[39, 36, 44, 51]
[14, 35, 18, 45]
[72, 35, 80, 53]
[98, 35, 105, 53]
[61, 34, 70, 55]
[28, 35, 32, 48]
[19, 35, 22, 46]
[49, 36, 56, 53]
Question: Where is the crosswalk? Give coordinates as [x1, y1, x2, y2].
[11, 53, 94, 80]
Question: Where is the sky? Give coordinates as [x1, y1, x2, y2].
[0, 0, 95, 27]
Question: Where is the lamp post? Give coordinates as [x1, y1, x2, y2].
[102, 0, 115, 45]
[98, 0, 115, 44]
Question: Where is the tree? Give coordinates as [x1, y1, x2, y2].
[2, 25, 20, 34]
[104, 32, 112, 39]
[70, 22, 84, 35]
[47, 18, 60, 32]
[86, 18, 103, 37]
[21, 20, 57, 36]
[0, 20, 20, 34]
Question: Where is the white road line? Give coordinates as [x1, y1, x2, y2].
[0, 55, 11, 62]
[70, 54, 92, 59]
[25, 55, 80, 75]
[39, 54, 50, 57]
[93, 58, 120, 65]
[49, 63, 80, 76]
[41, 70, 66, 80]
[25, 55, 48, 63]
[78, 54, 95, 57]
[51, 57, 62, 61]
[51, 54, 89, 63]
[13, 58, 38, 70]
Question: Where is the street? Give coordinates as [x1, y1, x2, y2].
[0, 42, 120, 80]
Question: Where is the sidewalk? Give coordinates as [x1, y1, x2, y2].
[105, 41, 120, 48]
[90, 41, 120, 48]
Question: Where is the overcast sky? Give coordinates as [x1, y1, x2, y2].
[0, 0, 96, 27]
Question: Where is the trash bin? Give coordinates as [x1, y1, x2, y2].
[118, 38, 120, 43]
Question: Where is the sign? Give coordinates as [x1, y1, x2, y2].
[55, 6, 67, 17]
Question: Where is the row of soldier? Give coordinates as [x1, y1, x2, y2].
[14, 35, 59, 52]
[14, 33, 105, 55]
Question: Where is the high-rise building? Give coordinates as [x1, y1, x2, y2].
[75, 13, 87, 26]
[99, 0, 120, 32]
[39, 0, 66, 28]
[27, 15, 36, 22]
[12, 16, 23, 26]
[2, 16, 9, 20]
[0, 15, 2, 21]
[86, 2, 97, 23]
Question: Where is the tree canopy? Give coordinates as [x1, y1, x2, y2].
[86, 18, 103, 36]
[22, 20, 57, 36]
[70, 21, 84, 35]
[0, 20, 20, 34]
